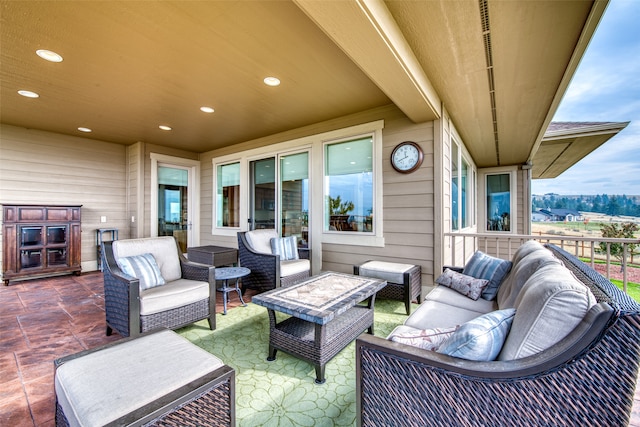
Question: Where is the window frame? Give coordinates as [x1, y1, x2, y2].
[478, 167, 518, 234]
[211, 120, 384, 247]
[450, 139, 476, 232]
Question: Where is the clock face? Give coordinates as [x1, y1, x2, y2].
[391, 142, 423, 173]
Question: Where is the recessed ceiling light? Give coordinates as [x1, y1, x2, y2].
[18, 90, 39, 98]
[159, 125, 172, 131]
[36, 49, 63, 63]
[350, 161, 356, 165]
[77, 127, 92, 133]
[263, 76, 281, 87]
[200, 106, 215, 113]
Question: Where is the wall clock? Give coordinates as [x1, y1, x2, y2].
[391, 141, 424, 173]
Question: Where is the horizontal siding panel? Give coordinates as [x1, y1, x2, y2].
[383, 207, 433, 221]
[383, 180, 433, 196]
[383, 194, 433, 209]
[1, 125, 128, 274]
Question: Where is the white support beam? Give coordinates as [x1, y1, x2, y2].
[294, 0, 441, 123]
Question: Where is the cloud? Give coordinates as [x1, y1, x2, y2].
[538, 0, 640, 196]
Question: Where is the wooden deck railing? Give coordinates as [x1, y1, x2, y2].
[444, 232, 640, 293]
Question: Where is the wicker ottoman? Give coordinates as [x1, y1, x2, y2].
[354, 261, 421, 315]
[54, 329, 235, 427]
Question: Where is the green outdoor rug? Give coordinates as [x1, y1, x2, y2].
[178, 299, 413, 427]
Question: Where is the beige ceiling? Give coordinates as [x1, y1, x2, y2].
[0, 0, 608, 170]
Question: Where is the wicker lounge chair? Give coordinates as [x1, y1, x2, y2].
[237, 230, 310, 293]
[356, 244, 640, 426]
[102, 236, 216, 337]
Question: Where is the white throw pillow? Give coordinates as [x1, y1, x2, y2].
[116, 253, 166, 291]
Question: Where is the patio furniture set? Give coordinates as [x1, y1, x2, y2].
[53, 234, 640, 426]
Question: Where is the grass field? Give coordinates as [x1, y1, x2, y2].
[611, 279, 640, 303]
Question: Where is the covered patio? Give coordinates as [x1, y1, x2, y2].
[1, 0, 638, 425]
[1, 270, 639, 426]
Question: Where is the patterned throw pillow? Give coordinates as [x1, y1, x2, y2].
[437, 309, 516, 361]
[390, 326, 458, 351]
[463, 251, 513, 301]
[116, 253, 166, 291]
[270, 236, 299, 261]
[435, 268, 489, 300]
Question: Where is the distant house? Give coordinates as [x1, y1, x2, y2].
[538, 209, 584, 222]
[532, 210, 551, 222]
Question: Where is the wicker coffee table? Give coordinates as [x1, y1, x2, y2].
[251, 271, 386, 384]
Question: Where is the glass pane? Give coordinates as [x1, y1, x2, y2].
[281, 152, 309, 247]
[451, 143, 459, 230]
[217, 162, 241, 228]
[21, 250, 42, 268]
[158, 166, 189, 251]
[486, 173, 511, 231]
[21, 227, 42, 246]
[47, 226, 66, 244]
[325, 137, 373, 233]
[461, 158, 469, 228]
[47, 248, 67, 266]
[251, 158, 276, 230]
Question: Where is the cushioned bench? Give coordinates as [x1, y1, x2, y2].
[54, 329, 235, 426]
[354, 260, 421, 314]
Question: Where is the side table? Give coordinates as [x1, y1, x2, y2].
[215, 267, 251, 315]
[188, 245, 238, 267]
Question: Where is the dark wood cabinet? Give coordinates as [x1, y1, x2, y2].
[2, 205, 82, 285]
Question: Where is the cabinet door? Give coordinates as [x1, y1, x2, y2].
[19, 226, 44, 269]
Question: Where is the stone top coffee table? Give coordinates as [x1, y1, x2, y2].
[252, 271, 386, 384]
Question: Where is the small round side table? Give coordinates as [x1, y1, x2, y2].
[214, 266, 251, 315]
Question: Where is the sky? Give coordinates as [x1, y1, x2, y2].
[531, 0, 640, 196]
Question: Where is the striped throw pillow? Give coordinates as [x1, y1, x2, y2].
[116, 253, 166, 291]
[463, 251, 512, 300]
[270, 236, 299, 261]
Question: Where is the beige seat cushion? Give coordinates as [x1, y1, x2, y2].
[113, 237, 182, 282]
[55, 330, 224, 427]
[281, 259, 310, 277]
[140, 278, 210, 315]
[359, 260, 415, 284]
[426, 286, 497, 314]
[245, 229, 278, 254]
[404, 299, 484, 331]
[497, 248, 562, 309]
[498, 263, 596, 360]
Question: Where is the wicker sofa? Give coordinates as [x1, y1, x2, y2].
[356, 243, 640, 426]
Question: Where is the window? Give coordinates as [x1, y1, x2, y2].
[280, 152, 309, 247]
[451, 141, 474, 230]
[486, 173, 511, 231]
[324, 136, 373, 233]
[452, 143, 459, 230]
[216, 162, 240, 228]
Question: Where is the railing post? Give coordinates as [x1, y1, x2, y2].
[606, 243, 611, 280]
[623, 243, 628, 294]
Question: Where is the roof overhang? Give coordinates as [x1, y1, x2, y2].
[532, 121, 629, 178]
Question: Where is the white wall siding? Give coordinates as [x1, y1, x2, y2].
[0, 124, 127, 274]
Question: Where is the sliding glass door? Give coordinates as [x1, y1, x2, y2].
[281, 152, 309, 248]
[249, 157, 276, 230]
[248, 152, 309, 248]
[157, 165, 190, 252]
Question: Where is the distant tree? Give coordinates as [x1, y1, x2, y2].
[606, 196, 621, 216]
[327, 195, 354, 215]
[599, 222, 639, 269]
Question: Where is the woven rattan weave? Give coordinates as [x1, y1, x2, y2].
[355, 244, 640, 426]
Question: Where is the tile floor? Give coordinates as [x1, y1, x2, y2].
[1, 272, 639, 426]
[0, 271, 254, 426]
